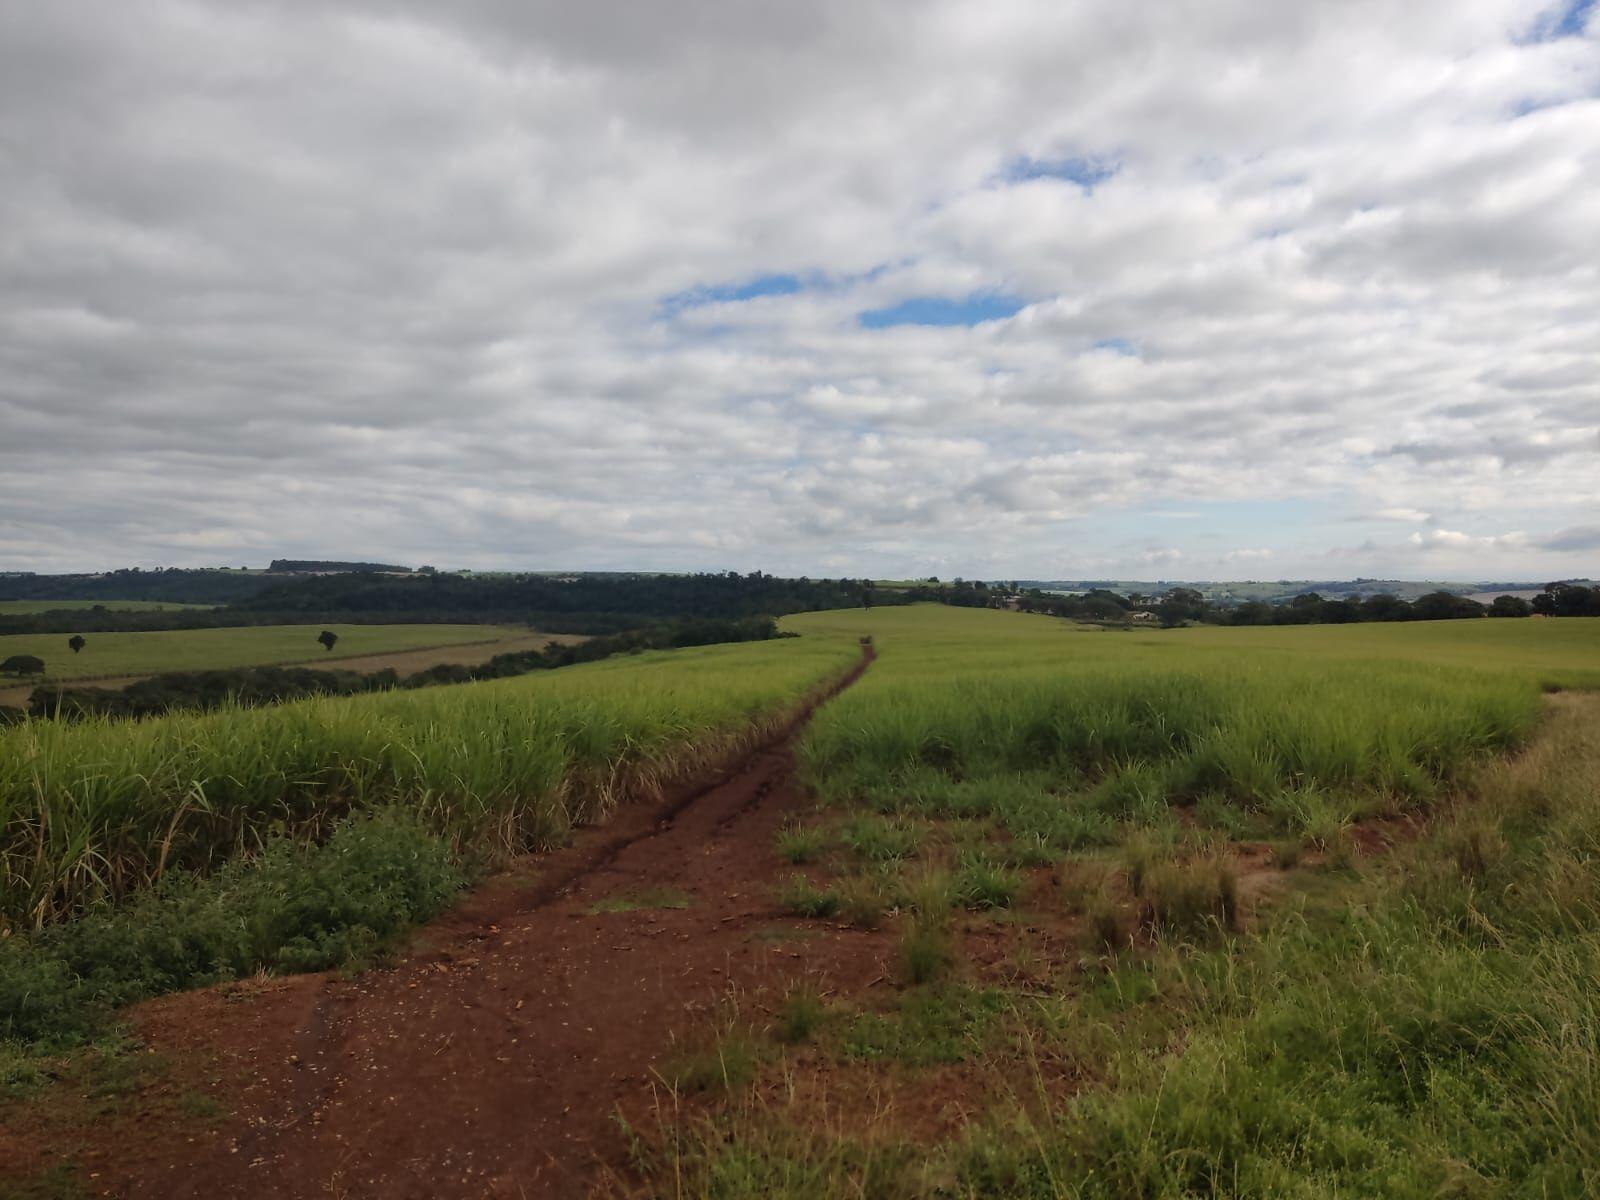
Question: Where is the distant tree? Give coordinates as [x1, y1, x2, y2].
[0, 654, 45, 676]
[1360, 593, 1411, 622]
[1226, 600, 1275, 626]
[1488, 595, 1533, 618]
[1156, 587, 1207, 627]
[1410, 591, 1485, 621]
[317, 630, 338, 652]
[68, 635, 86, 653]
[1084, 588, 1133, 612]
[1532, 582, 1600, 617]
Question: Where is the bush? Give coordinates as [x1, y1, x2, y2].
[0, 810, 465, 1047]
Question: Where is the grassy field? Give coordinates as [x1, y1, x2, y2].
[6, 603, 1600, 1194]
[0, 635, 859, 929]
[0, 600, 215, 614]
[0, 623, 513, 683]
[612, 605, 1600, 1196]
[792, 608, 1597, 832]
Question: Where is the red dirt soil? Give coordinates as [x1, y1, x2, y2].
[6, 648, 884, 1199]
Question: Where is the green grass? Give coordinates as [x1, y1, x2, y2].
[13, 601, 1600, 1194]
[787, 607, 1589, 832]
[1, 809, 466, 1046]
[610, 606, 1600, 1197]
[0, 623, 511, 683]
[0, 635, 858, 928]
[589, 887, 691, 914]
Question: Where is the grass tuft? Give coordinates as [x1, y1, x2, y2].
[776, 874, 840, 920]
[899, 918, 952, 986]
[1138, 856, 1239, 941]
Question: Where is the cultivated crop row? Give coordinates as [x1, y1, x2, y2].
[0, 636, 858, 929]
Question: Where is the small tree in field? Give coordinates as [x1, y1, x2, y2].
[318, 630, 338, 652]
[68, 635, 86, 654]
[0, 654, 45, 677]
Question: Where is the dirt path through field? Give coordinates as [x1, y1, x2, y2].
[74, 646, 881, 1199]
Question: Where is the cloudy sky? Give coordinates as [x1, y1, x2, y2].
[1, 1, 1596, 580]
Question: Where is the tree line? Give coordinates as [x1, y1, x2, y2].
[1, 572, 907, 636]
[1014, 581, 1599, 626]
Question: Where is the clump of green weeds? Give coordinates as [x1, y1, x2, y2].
[660, 1024, 762, 1096]
[0, 809, 465, 1048]
[842, 987, 1003, 1066]
[954, 851, 1022, 910]
[776, 874, 840, 920]
[899, 917, 952, 986]
[1138, 856, 1239, 941]
[840, 815, 922, 863]
[836, 877, 888, 929]
[589, 887, 690, 914]
[775, 985, 829, 1044]
[775, 822, 830, 865]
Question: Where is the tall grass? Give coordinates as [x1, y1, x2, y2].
[615, 611, 1600, 1198]
[791, 607, 1549, 832]
[0, 637, 857, 928]
[951, 692, 1600, 1197]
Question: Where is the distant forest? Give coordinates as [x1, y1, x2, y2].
[267, 560, 421, 574]
[2, 568, 1594, 638]
[0, 571, 901, 636]
[0, 568, 273, 606]
[1013, 580, 1600, 626]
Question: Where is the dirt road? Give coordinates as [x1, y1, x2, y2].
[42, 647, 880, 1198]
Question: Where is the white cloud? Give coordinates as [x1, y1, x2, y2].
[0, 0, 1596, 578]
[1372, 508, 1433, 523]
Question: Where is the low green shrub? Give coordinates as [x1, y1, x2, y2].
[0, 810, 465, 1048]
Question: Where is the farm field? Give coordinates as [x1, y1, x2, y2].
[616, 605, 1600, 1196]
[2, 605, 1599, 1196]
[0, 622, 518, 684]
[0, 632, 861, 928]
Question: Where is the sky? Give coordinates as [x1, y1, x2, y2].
[1, 0, 1596, 581]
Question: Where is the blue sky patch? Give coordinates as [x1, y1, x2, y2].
[1524, 0, 1595, 40]
[859, 294, 1025, 329]
[1003, 154, 1120, 191]
[662, 273, 804, 313]
[1093, 337, 1138, 356]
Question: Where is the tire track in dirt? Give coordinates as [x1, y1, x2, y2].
[91, 646, 882, 1199]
